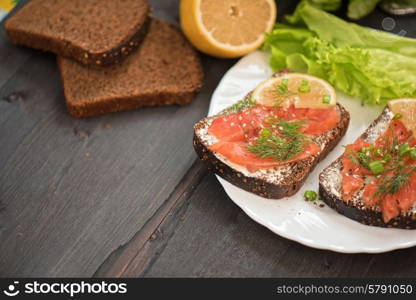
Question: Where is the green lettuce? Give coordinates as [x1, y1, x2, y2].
[264, 2, 416, 105]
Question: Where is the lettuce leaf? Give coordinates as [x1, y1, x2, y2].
[264, 2, 416, 105]
[289, 2, 416, 57]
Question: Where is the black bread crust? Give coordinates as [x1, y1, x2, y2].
[319, 167, 416, 229]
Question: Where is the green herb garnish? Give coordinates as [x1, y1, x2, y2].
[298, 80, 311, 93]
[392, 113, 403, 120]
[304, 190, 317, 201]
[274, 78, 295, 96]
[374, 147, 383, 157]
[220, 96, 256, 115]
[368, 160, 385, 175]
[346, 124, 416, 201]
[264, 2, 416, 105]
[398, 142, 411, 157]
[362, 145, 374, 153]
[410, 149, 416, 160]
[322, 95, 331, 104]
[375, 166, 416, 198]
[346, 147, 371, 169]
[247, 117, 310, 161]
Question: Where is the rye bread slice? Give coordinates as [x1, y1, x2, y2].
[193, 75, 350, 199]
[57, 19, 204, 118]
[5, 0, 150, 67]
[319, 107, 416, 229]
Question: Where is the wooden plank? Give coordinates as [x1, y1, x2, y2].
[93, 160, 207, 277]
[126, 173, 416, 277]
[0, 0, 236, 276]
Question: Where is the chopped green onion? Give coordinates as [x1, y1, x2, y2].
[383, 153, 392, 162]
[369, 160, 385, 175]
[322, 95, 331, 104]
[361, 145, 374, 153]
[392, 113, 403, 120]
[399, 143, 411, 157]
[275, 79, 290, 95]
[298, 80, 311, 93]
[304, 190, 317, 201]
[357, 151, 371, 168]
[410, 149, 416, 160]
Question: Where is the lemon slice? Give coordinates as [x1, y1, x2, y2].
[180, 0, 276, 58]
[388, 98, 416, 133]
[252, 73, 337, 109]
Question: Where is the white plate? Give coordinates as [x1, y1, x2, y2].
[208, 50, 416, 253]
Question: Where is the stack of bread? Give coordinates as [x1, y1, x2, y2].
[5, 0, 204, 117]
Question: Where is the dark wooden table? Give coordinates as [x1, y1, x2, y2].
[1, 0, 416, 278]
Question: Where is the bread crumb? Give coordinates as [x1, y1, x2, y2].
[73, 128, 90, 140]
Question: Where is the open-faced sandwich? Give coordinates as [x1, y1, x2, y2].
[193, 71, 350, 199]
[320, 99, 416, 229]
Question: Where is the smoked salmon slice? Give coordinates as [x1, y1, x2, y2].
[208, 104, 339, 172]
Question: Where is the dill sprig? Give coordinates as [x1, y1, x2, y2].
[247, 117, 310, 161]
[375, 166, 416, 198]
[346, 125, 408, 173]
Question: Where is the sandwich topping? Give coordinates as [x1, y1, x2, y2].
[341, 116, 416, 223]
[207, 74, 340, 172]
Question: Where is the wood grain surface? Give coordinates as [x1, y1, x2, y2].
[1, 0, 416, 278]
[0, 0, 235, 277]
